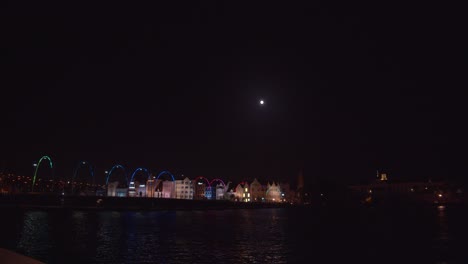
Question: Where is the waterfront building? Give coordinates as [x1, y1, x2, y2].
[213, 183, 227, 200]
[154, 180, 175, 198]
[194, 182, 206, 200]
[205, 186, 213, 199]
[348, 172, 451, 204]
[266, 182, 281, 202]
[162, 181, 175, 198]
[146, 179, 156, 197]
[225, 188, 236, 201]
[235, 182, 250, 202]
[153, 179, 163, 198]
[250, 178, 264, 202]
[175, 177, 194, 199]
[128, 181, 136, 196]
[222, 181, 232, 200]
[107, 181, 128, 197]
[128, 180, 147, 197]
[107, 181, 118, 197]
[204, 180, 230, 200]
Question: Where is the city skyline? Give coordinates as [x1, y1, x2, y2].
[2, 155, 304, 188]
[3, 1, 466, 186]
[1, 2, 466, 263]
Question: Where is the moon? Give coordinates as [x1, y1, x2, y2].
[259, 99, 265, 105]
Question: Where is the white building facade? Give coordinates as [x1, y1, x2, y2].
[107, 181, 128, 197]
[175, 177, 194, 199]
[266, 182, 281, 202]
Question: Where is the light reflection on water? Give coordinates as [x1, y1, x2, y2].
[436, 206, 449, 241]
[1, 207, 467, 263]
[17, 211, 50, 259]
[434, 205, 450, 262]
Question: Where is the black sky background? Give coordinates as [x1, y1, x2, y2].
[2, 1, 467, 187]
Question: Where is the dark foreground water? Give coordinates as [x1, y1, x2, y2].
[0, 206, 467, 263]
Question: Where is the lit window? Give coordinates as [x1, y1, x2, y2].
[247, 193, 250, 197]
[243, 193, 245, 197]
[245, 188, 248, 192]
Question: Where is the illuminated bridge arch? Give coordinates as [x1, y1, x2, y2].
[210, 178, 226, 188]
[32, 155, 53, 191]
[207, 178, 226, 200]
[105, 165, 128, 185]
[72, 161, 94, 188]
[130, 167, 150, 183]
[155, 170, 175, 181]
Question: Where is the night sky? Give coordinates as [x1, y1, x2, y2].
[2, 1, 467, 186]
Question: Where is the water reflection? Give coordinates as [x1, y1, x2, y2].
[434, 205, 449, 262]
[437, 206, 449, 241]
[9, 209, 295, 263]
[17, 211, 50, 261]
[234, 209, 288, 264]
[95, 211, 124, 262]
[1, 207, 466, 263]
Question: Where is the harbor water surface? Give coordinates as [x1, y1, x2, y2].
[0, 206, 466, 263]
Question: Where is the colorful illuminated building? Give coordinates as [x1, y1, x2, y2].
[213, 183, 226, 200]
[225, 188, 236, 201]
[266, 182, 281, 202]
[235, 182, 250, 202]
[146, 179, 156, 197]
[162, 181, 175, 198]
[128, 180, 147, 197]
[175, 177, 194, 199]
[107, 181, 128, 197]
[250, 178, 264, 202]
[194, 182, 206, 200]
[154, 180, 175, 198]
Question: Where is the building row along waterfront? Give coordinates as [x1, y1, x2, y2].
[0, 171, 305, 203]
[106, 176, 298, 203]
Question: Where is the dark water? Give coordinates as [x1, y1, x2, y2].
[0, 206, 467, 263]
